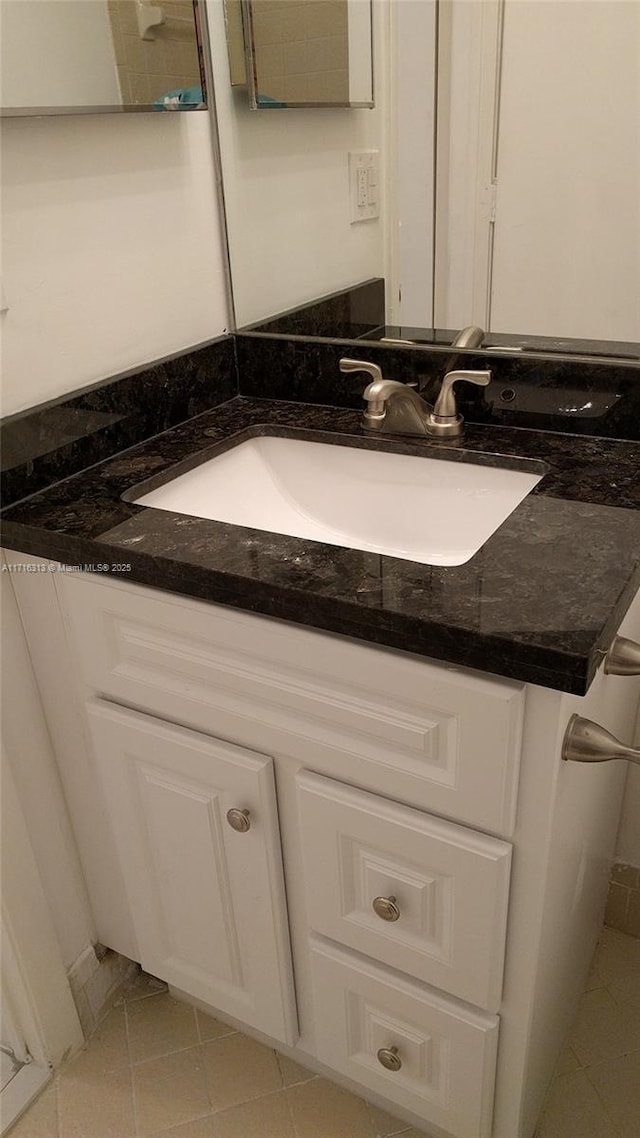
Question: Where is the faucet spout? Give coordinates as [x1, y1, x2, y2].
[451, 325, 485, 349]
[339, 357, 491, 442]
[362, 379, 432, 434]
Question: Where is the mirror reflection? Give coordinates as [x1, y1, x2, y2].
[226, 0, 374, 108]
[210, 0, 639, 357]
[1, 0, 206, 115]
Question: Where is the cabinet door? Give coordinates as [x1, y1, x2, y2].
[85, 700, 297, 1045]
[297, 772, 511, 1011]
[309, 939, 499, 1138]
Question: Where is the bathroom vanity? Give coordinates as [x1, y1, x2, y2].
[3, 391, 640, 1138]
[2, 1, 638, 1131]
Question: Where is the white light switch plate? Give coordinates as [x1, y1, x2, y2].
[349, 151, 379, 223]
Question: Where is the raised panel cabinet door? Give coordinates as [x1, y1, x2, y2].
[85, 699, 297, 1046]
[309, 939, 499, 1138]
[297, 772, 512, 1011]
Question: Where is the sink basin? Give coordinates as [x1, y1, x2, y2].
[133, 435, 544, 566]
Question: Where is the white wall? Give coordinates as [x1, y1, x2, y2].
[0, 111, 230, 416]
[207, 0, 386, 327]
[1, 573, 95, 969]
[1, 0, 120, 108]
[616, 770, 640, 867]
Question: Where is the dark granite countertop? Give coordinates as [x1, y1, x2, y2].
[2, 396, 640, 694]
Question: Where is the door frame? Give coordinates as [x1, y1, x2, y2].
[433, 0, 504, 331]
[1, 750, 84, 1073]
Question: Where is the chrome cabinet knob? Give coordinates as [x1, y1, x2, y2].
[377, 1046, 402, 1072]
[562, 715, 640, 766]
[604, 636, 640, 676]
[372, 895, 400, 922]
[226, 808, 251, 832]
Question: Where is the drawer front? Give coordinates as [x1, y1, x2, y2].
[297, 772, 511, 1011]
[57, 573, 524, 834]
[309, 939, 498, 1138]
[85, 700, 298, 1046]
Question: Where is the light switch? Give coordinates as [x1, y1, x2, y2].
[349, 150, 380, 223]
[357, 167, 368, 207]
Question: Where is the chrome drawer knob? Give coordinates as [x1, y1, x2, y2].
[377, 1046, 402, 1072]
[372, 896, 400, 922]
[226, 808, 251, 833]
[604, 636, 640, 676]
[562, 715, 640, 766]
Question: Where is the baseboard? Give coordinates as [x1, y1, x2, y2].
[604, 862, 640, 938]
[67, 944, 137, 1037]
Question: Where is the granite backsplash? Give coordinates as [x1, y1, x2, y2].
[1, 336, 237, 506]
[235, 333, 640, 441]
[2, 326, 639, 510]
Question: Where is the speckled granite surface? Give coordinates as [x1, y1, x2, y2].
[1, 336, 236, 505]
[2, 396, 639, 694]
[236, 334, 640, 440]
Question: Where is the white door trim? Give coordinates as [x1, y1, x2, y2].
[391, 0, 438, 329]
[1, 750, 84, 1071]
[434, 0, 504, 330]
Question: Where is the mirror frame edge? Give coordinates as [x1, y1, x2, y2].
[0, 0, 210, 119]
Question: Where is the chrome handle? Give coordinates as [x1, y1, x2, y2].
[340, 359, 388, 421]
[377, 1046, 402, 1072]
[433, 369, 492, 420]
[604, 636, 640, 676]
[339, 358, 384, 385]
[372, 895, 400, 922]
[562, 715, 640, 765]
[226, 808, 251, 833]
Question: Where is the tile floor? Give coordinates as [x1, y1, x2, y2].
[9, 929, 640, 1138]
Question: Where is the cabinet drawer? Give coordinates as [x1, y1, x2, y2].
[85, 700, 297, 1046]
[309, 939, 498, 1138]
[297, 772, 511, 1011]
[57, 573, 524, 835]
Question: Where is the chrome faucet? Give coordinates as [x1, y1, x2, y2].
[339, 358, 491, 440]
[451, 325, 485, 349]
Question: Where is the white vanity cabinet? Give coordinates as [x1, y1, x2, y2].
[84, 699, 298, 1045]
[8, 553, 640, 1138]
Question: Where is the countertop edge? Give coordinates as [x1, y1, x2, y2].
[1, 523, 610, 696]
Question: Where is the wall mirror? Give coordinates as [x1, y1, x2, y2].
[225, 0, 374, 109]
[207, 0, 639, 361]
[0, 0, 207, 115]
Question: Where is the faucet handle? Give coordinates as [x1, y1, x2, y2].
[339, 358, 384, 385]
[433, 369, 492, 420]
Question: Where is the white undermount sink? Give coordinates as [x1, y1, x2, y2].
[133, 435, 544, 567]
